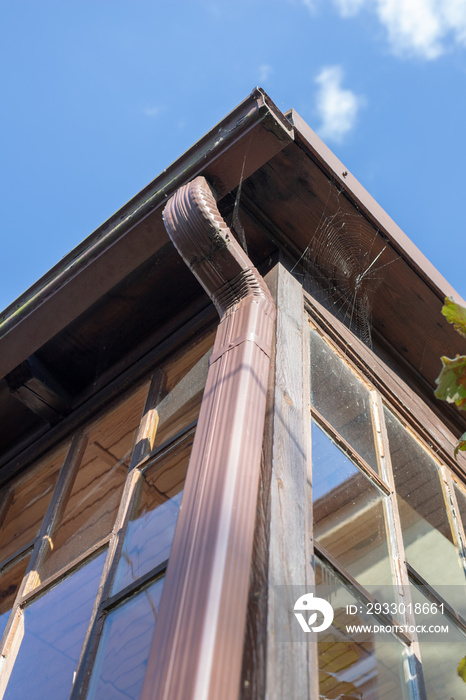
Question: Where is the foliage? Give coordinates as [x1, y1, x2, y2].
[435, 298, 466, 458]
[458, 655, 466, 683]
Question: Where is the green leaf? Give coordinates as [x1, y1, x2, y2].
[442, 298, 466, 339]
[458, 655, 466, 683]
[454, 432, 466, 459]
[434, 355, 466, 409]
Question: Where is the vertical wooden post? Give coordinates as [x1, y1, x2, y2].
[266, 263, 318, 700]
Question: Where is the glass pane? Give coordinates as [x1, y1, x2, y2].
[152, 346, 210, 450]
[39, 383, 149, 582]
[112, 434, 193, 594]
[0, 443, 67, 565]
[0, 557, 29, 641]
[453, 481, 466, 533]
[410, 583, 466, 700]
[310, 329, 378, 471]
[87, 576, 164, 700]
[384, 407, 466, 603]
[316, 558, 409, 700]
[3, 551, 105, 700]
[313, 422, 393, 600]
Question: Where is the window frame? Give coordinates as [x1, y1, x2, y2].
[265, 263, 466, 700]
[0, 324, 216, 700]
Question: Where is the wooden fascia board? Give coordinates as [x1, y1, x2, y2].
[0, 89, 293, 380]
[287, 108, 465, 308]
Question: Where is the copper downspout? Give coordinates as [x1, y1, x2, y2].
[141, 176, 275, 700]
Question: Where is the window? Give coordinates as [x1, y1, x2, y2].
[0, 332, 213, 699]
[309, 319, 466, 700]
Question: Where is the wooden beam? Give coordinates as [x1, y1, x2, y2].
[266, 263, 318, 700]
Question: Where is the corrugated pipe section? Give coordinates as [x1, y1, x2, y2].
[141, 176, 275, 700]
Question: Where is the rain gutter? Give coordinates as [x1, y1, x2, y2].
[141, 176, 276, 700]
[0, 88, 292, 379]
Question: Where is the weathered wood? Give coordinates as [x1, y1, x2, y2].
[5, 356, 71, 424]
[69, 372, 160, 700]
[304, 290, 466, 480]
[0, 309, 216, 484]
[266, 263, 317, 700]
[311, 408, 391, 494]
[243, 139, 466, 414]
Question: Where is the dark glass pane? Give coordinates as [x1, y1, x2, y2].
[384, 407, 465, 597]
[39, 383, 149, 581]
[310, 329, 378, 472]
[410, 583, 466, 700]
[152, 346, 210, 450]
[0, 444, 67, 566]
[316, 558, 408, 700]
[87, 576, 164, 700]
[313, 422, 393, 599]
[4, 551, 105, 700]
[0, 557, 29, 641]
[112, 435, 193, 594]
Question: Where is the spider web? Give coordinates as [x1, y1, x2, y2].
[292, 184, 398, 348]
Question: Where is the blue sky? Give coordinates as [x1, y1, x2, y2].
[2, 0, 466, 313]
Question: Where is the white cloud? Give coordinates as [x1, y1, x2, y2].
[143, 106, 161, 118]
[333, 0, 367, 17]
[376, 0, 445, 59]
[305, 0, 466, 59]
[315, 66, 363, 142]
[258, 64, 273, 83]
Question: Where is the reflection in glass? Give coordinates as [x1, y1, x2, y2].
[310, 329, 378, 472]
[0, 557, 29, 641]
[86, 577, 164, 700]
[4, 551, 105, 700]
[410, 583, 466, 700]
[112, 435, 193, 594]
[152, 347, 210, 450]
[316, 558, 408, 699]
[384, 407, 466, 604]
[312, 422, 393, 599]
[39, 383, 149, 581]
[0, 444, 67, 566]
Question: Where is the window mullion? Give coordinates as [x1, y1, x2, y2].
[0, 433, 86, 692]
[70, 371, 161, 700]
[372, 391, 427, 700]
[441, 468, 466, 578]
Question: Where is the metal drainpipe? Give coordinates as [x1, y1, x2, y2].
[141, 176, 276, 700]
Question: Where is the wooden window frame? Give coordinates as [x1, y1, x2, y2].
[0, 323, 215, 699]
[264, 263, 466, 700]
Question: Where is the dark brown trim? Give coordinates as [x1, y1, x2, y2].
[0, 542, 33, 576]
[0, 304, 215, 484]
[287, 109, 465, 308]
[141, 176, 275, 700]
[102, 560, 168, 613]
[0, 89, 292, 380]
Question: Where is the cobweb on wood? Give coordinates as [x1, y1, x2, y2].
[292, 189, 398, 348]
